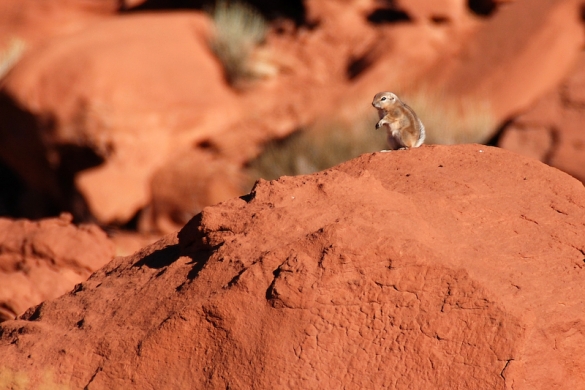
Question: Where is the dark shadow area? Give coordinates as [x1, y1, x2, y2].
[430, 15, 450, 25]
[119, 208, 141, 231]
[176, 213, 216, 280]
[0, 93, 107, 222]
[0, 160, 25, 216]
[123, 0, 308, 27]
[71, 283, 85, 295]
[367, 8, 411, 24]
[467, 0, 497, 16]
[248, 0, 307, 26]
[20, 302, 44, 321]
[133, 244, 182, 269]
[132, 241, 213, 280]
[55, 144, 105, 222]
[186, 249, 213, 280]
[239, 191, 255, 203]
[264, 267, 283, 301]
[195, 138, 220, 153]
[0, 93, 62, 219]
[226, 268, 245, 287]
[485, 117, 514, 146]
[346, 51, 376, 80]
[55, 145, 104, 180]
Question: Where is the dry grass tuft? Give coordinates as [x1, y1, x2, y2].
[208, 0, 271, 86]
[248, 117, 387, 181]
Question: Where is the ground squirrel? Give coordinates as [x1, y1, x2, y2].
[371, 92, 425, 150]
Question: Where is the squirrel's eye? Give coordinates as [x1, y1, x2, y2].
[380, 97, 387, 101]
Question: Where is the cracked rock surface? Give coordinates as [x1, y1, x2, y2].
[1, 144, 585, 389]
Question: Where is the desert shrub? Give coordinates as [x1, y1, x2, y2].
[0, 38, 26, 79]
[208, 0, 269, 86]
[401, 89, 496, 145]
[248, 117, 387, 181]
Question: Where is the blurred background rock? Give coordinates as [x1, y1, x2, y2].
[0, 0, 583, 241]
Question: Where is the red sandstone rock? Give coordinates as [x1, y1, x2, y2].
[0, 213, 114, 323]
[1, 12, 235, 224]
[0, 4, 456, 228]
[138, 150, 248, 234]
[499, 52, 585, 184]
[2, 1, 584, 235]
[302, 0, 480, 115]
[1, 145, 584, 389]
[0, 0, 117, 47]
[431, 0, 584, 124]
[394, 0, 467, 23]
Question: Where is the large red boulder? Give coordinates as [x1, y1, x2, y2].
[1, 0, 584, 237]
[0, 12, 235, 224]
[1, 2, 451, 229]
[0, 213, 114, 322]
[1, 145, 584, 388]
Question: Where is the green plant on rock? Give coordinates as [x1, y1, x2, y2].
[248, 117, 387, 181]
[208, 0, 270, 86]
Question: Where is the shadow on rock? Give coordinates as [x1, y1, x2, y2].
[133, 244, 181, 269]
[185, 249, 214, 280]
[132, 238, 214, 281]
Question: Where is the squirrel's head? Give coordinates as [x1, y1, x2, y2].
[372, 92, 400, 110]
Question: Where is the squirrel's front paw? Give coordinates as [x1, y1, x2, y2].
[375, 122, 381, 130]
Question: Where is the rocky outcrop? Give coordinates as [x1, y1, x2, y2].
[499, 52, 585, 184]
[428, 0, 584, 128]
[0, 213, 114, 322]
[1, 0, 584, 233]
[0, 12, 232, 224]
[1, 145, 584, 389]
